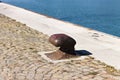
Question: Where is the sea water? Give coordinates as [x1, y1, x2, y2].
[2, 0, 120, 37]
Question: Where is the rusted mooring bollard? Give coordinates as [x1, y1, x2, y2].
[46, 34, 77, 60]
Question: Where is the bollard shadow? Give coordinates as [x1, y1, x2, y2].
[75, 50, 92, 56]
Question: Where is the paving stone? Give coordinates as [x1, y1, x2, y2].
[0, 14, 120, 80]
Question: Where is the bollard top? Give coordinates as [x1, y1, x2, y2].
[49, 34, 76, 47]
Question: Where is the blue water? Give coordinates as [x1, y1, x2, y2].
[2, 0, 120, 37]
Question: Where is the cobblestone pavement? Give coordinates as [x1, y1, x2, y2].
[0, 14, 120, 80]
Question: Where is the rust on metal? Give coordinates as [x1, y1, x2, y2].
[46, 34, 77, 60]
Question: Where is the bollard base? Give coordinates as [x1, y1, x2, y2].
[38, 51, 89, 63]
[45, 50, 78, 60]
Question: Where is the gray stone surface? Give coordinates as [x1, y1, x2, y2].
[0, 14, 120, 80]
